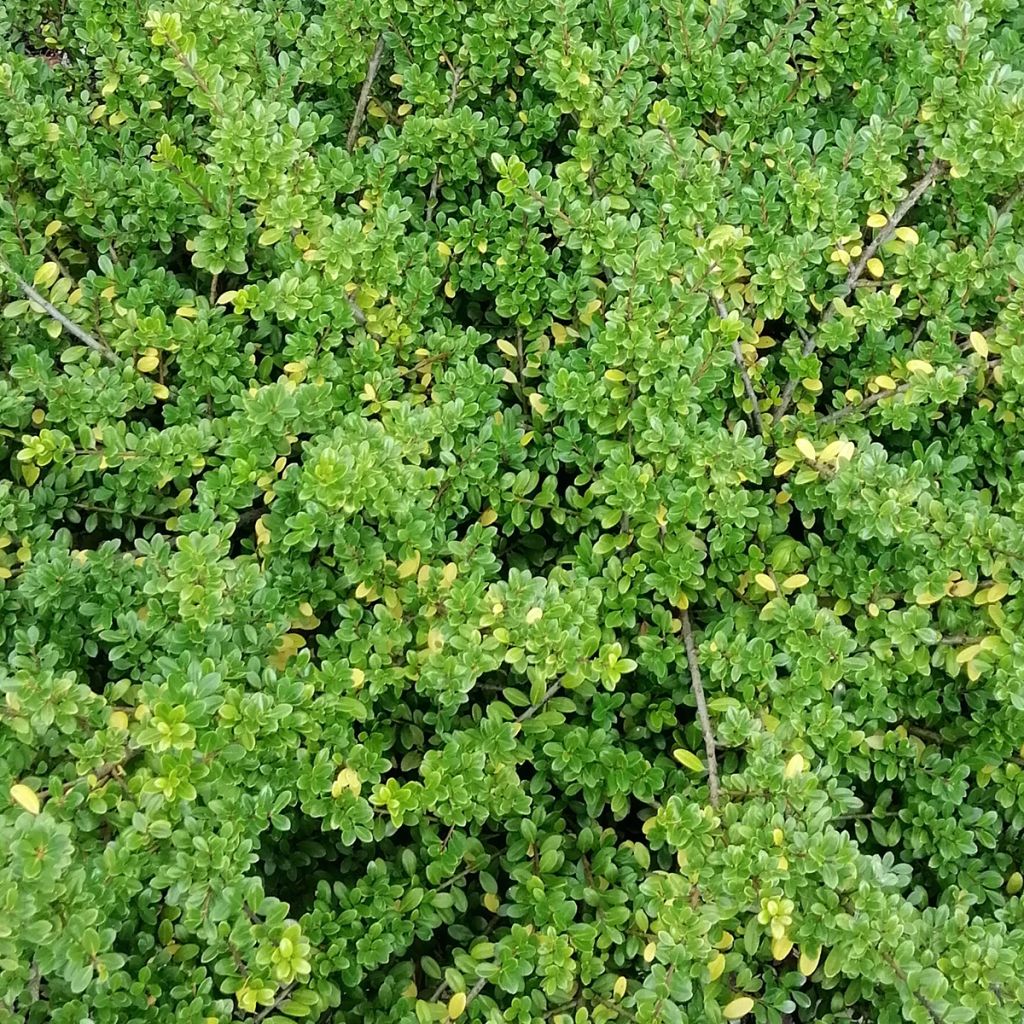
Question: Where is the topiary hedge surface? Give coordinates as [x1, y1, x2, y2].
[2, 2, 1024, 1023]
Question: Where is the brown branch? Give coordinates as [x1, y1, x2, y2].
[425, 66, 464, 222]
[819, 356, 999, 425]
[252, 982, 296, 1024]
[516, 682, 560, 723]
[2, 260, 118, 364]
[346, 35, 387, 152]
[884, 956, 946, 1024]
[775, 158, 944, 422]
[680, 610, 720, 806]
[712, 296, 765, 437]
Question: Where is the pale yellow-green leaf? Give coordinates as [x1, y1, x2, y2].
[673, 748, 704, 772]
[10, 783, 41, 815]
[33, 262, 60, 289]
[799, 946, 822, 976]
[723, 997, 755, 1019]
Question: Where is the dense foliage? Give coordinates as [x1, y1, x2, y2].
[2, 1, 1024, 1022]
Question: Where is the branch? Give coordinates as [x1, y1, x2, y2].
[345, 35, 387, 153]
[713, 296, 765, 437]
[774, 158, 944, 422]
[2, 261, 118, 363]
[516, 682, 560, 723]
[425, 67, 464, 222]
[884, 956, 946, 1024]
[681, 610, 720, 807]
[252, 982, 296, 1024]
[818, 355, 999, 425]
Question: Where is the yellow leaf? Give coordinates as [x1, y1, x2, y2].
[969, 331, 989, 357]
[479, 508, 497, 526]
[895, 226, 919, 244]
[773, 459, 794, 477]
[866, 257, 884, 279]
[136, 354, 160, 373]
[723, 997, 755, 1019]
[483, 892, 500, 912]
[175, 306, 197, 318]
[956, 643, 984, 666]
[802, 377, 822, 393]
[613, 976, 627, 1000]
[866, 213, 888, 228]
[772, 937, 793, 961]
[351, 667, 365, 690]
[1007, 872, 1023, 895]
[254, 517, 271, 548]
[9, 783, 41, 815]
[551, 323, 568, 344]
[755, 573, 777, 593]
[528, 392, 548, 415]
[874, 374, 897, 390]
[21, 463, 40, 487]
[799, 946, 822, 976]
[496, 339, 518, 358]
[217, 290, 238, 305]
[604, 369, 626, 382]
[782, 573, 809, 591]
[33, 262, 60, 289]
[830, 249, 850, 266]
[152, 383, 170, 400]
[951, 579, 976, 598]
[436, 241, 452, 259]
[979, 582, 1010, 604]
[398, 552, 421, 578]
[444, 281, 456, 298]
[109, 710, 129, 731]
[795, 438, 816, 460]
[906, 359, 933, 375]
[643, 941, 657, 963]
[717, 931, 734, 950]
[673, 748, 704, 772]
[784, 753, 806, 779]
[441, 563, 458, 588]
[269, 633, 305, 670]
[525, 606, 543, 625]
[708, 953, 726, 981]
[447, 991, 467, 1018]
[331, 767, 361, 798]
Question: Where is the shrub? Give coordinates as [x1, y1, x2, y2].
[2, 1, 1024, 1022]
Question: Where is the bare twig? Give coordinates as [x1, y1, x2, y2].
[775, 158, 944, 422]
[425, 66, 464, 222]
[1, 261, 118, 363]
[346, 35, 387, 153]
[819, 356, 999, 425]
[516, 682, 560, 723]
[252, 982, 296, 1024]
[710, 296, 765, 436]
[884, 956, 946, 1024]
[680, 610, 720, 807]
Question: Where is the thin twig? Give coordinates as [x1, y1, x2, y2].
[884, 957, 946, 1024]
[346, 35, 387, 153]
[711, 296, 765, 436]
[516, 682, 560, 723]
[252, 982, 296, 1024]
[680, 610, 720, 807]
[1, 261, 118, 363]
[819, 356, 999, 425]
[425, 66, 464, 222]
[775, 158, 944, 422]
